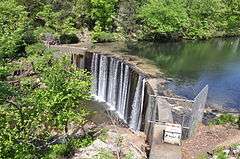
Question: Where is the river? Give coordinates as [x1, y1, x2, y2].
[126, 37, 240, 110]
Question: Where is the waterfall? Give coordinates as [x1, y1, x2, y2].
[116, 63, 124, 117]
[129, 76, 145, 131]
[91, 53, 99, 95]
[97, 55, 108, 101]
[107, 58, 119, 110]
[90, 53, 146, 131]
[119, 65, 129, 119]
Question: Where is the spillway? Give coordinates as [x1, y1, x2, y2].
[90, 53, 146, 131]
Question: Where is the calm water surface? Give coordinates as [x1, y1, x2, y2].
[126, 37, 240, 110]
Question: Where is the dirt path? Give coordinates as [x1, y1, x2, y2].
[182, 124, 240, 159]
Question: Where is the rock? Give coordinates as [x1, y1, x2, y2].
[232, 149, 240, 155]
[223, 149, 230, 155]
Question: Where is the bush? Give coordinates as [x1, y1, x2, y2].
[25, 43, 47, 56]
[0, 66, 10, 80]
[210, 113, 238, 125]
[92, 23, 116, 42]
[45, 144, 71, 159]
[92, 31, 117, 43]
[33, 27, 59, 44]
[44, 136, 93, 159]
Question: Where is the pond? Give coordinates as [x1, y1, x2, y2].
[126, 37, 240, 110]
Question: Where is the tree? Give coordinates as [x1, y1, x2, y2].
[187, 0, 227, 38]
[0, 0, 28, 59]
[0, 46, 92, 158]
[137, 0, 189, 39]
[32, 56, 92, 135]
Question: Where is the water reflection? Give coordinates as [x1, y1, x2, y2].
[127, 37, 240, 109]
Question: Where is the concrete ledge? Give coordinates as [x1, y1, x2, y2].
[150, 124, 182, 159]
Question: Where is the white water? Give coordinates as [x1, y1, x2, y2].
[91, 53, 98, 95]
[129, 76, 145, 131]
[97, 55, 108, 101]
[90, 53, 146, 131]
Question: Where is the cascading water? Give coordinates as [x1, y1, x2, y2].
[129, 76, 145, 131]
[90, 53, 146, 131]
[107, 58, 119, 110]
[91, 53, 98, 95]
[119, 65, 130, 119]
[97, 55, 108, 101]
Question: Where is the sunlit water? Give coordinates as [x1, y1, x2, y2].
[126, 37, 240, 110]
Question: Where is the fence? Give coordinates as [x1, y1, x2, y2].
[146, 85, 208, 140]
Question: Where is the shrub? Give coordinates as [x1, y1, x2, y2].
[0, 66, 10, 80]
[25, 43, 47, 56]
[92, 23, 116, 42]
[92, 31, 117, 43]
[44, 136, 93, 159]
[210, 113, 238, 125]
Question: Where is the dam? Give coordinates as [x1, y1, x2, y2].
[52, 44, 208, 158]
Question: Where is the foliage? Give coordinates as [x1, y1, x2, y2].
[0, 0, 28, 59]
[186, 0, 227, 39]
[97, 128, 109, 142]
[31, 56, 92, 134]
[138, 0, 189, 39]
[0, 80, 45, 158]
[196, 154, 208, 159]
[90, 0, 118, 31]
[34, 5, 77, 42]
[0, 45, 93, 158]
[92, 22, 117, 43]
[209, 113, 238, 125]
[73, 0, 93, 27]
[224, 0, 240, 34]
[137, 0, 240, 40]
[25, 43, 47, 56]
[44, 136, 93, 159]
[0, 66, 10, 80]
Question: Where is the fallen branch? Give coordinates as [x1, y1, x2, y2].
[129, 142, 147, 159]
